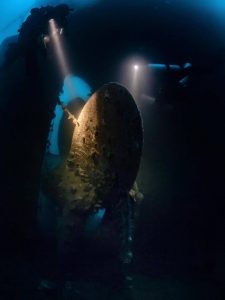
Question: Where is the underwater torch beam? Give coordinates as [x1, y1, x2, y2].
[131, 64, 139, 97]
[48, 18, 68, 76]
[48, 19, 76, 100]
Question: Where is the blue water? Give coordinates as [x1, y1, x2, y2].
[1, 0, 225, 45]
[0, 0, 35, 43]
[0, 0, 99, 44]
[49, 74, 91, 155]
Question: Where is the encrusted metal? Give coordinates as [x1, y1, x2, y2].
[45, 83, 143, 214]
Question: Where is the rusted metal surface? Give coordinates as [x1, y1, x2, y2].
[45, 83, 143, 214]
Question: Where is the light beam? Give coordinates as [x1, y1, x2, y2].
[48, 18, 75, 99]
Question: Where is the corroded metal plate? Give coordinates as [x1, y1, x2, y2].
[46, 83, 143, 212]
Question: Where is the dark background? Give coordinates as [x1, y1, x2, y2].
[0, 0, 225, 298]
[66, 0, 225, 282]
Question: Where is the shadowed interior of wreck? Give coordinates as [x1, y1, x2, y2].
[0, 1, 225, 299]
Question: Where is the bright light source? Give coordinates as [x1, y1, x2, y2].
[48, 18, 76, 99]
[49, 19, 68, 74]
[119, 56, 149, 104]
[43, 35, 50, 48]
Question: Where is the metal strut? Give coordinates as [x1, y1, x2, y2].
[57, 99, 78, 126]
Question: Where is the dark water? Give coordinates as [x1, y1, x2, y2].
[0, 1, 225, 299]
